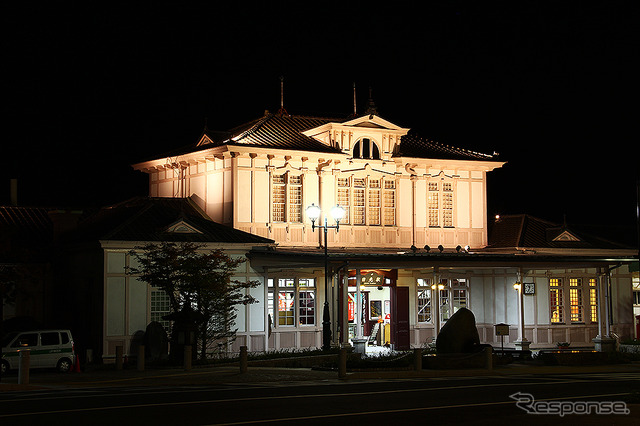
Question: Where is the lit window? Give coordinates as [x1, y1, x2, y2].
[428, 180, 455, 227]
[416, 279, 432, 323]
[550, 278, 564, 323]
[383, 180, 395, 226]
[569, 278, 583, 323]
[438, 278, 468, 325]
[268, 278, 316, 327]
[589, 278, 598, 323]
[272, 174, 303, 223]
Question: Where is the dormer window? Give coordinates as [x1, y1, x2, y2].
[353, 138, 380, 160]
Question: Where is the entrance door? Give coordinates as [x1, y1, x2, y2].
[393, 287, 410, 350]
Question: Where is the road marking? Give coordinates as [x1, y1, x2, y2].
[207, 392, 635, 425]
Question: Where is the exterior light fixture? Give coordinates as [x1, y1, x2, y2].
[464, 245, 471, 252]
[306, 203, 345, 351]
[513, 283, 522, 291]
[424, 245, 430, 252]
[438, 245, 444, 253]
[456, 245, 462, 253]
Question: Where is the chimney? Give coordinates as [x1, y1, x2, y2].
[10, 178, 18, 206]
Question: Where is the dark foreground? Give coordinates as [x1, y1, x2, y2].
[1, 363, 639, 425]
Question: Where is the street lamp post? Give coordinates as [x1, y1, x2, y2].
[306, 203, 345, 351]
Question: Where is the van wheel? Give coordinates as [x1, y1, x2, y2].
[57, 358, 72, 373]
[1, 360, 8, 374]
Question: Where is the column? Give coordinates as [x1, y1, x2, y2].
[514, 268, 530, 351]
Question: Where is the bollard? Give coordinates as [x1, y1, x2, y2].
[115, 346, 123, 370]
[338, 348, 347, 379]
[18, 350, 30, 385]
[239, 346, 248, 373]
[485, 346, 493, 370]
[184, 345, 192, 371]
[137, 345, 145, 371]
[413, 348, 422, 371]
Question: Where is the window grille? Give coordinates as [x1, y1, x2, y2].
[569, 278, 583, 323]
[550, 278, 564, 323]
[589, 278, 598, 323]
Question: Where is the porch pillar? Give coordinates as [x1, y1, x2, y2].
[593, 267, 616, 352]
[514, 268, 530, 351]
[432, 268, 441, 341]
[264, 267, 270, 352]
[341, 267, 349, 345]
[353, 268, 367, 354]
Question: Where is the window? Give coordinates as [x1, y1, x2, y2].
[549, 277, 596, 324]
[589, 278, 598, 323]
[41, 332, 60, 346]
[268, 278, 316, 327]
[428, 180, 455, 227]
[416, 278, 432, 323]
[336, 176, 395, 226]
[569, 278, 583, 323]
[272, 174, 286, 222]
[550, 278, 564, 323]
[633, 278, 640, 306]
[353, 138, 380, 160]
[151, 289, 171, 332]
[383, 180, 395, 226]
[272, 173, 303, 223]
[438, 278, 468, 325]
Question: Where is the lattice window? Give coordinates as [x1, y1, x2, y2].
[150, 289, 171, 332]
[383, 180, 395, 226]
[442, 184, 453, 227]
[272, 174, 286, 222]
[337, 188, 350, 224]
[569, 278, 583, 323]
[298, 279, 316, 326]
[353, 188, 365, 225]
[589, 278, 598, 323]
[289, 175, 302, 223]
[368, 183, 380, 225]
[550, 278, 564, 323]
[428, 182, 439, 227]
[416, 279, 432, 323]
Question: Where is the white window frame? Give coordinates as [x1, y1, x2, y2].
[268, 277, 316, 327]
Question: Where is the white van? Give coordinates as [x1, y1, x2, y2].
[1, 329, 75, 373]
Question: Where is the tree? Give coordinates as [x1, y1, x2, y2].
[127, 242, 259, 360]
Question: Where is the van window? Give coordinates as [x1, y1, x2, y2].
[12, 333, 38, 348]
[41, 332, 60, 346]
[61, 332, 70, 344]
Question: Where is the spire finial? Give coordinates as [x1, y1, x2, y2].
[277, 75, 288, 116]
[365, 86, 378, 116]
[352, 82, 357, 117]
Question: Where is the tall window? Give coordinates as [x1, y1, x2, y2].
[416, 278, 432, 323]
[272, 173, 303, 223]
[272, 174, 286, 222]
[337, 178, 350, 224]
[550, 278, 564, 323]
[569, 278, 583, 323]
[268, 278, 316, 327]
[428, 180, 454, 227]
[150, 289, 171, 332]
[589, 278, 598, 323]
[336, 176, 395, 226]
[383, 180, 395, 226]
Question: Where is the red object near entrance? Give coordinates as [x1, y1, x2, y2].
[393, 286, 410, 350]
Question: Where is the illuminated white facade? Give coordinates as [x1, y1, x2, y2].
[134, 114, 500, 250]
[128, 112, 637, 355]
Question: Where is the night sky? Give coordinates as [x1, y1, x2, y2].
[3, 2, 639, 246]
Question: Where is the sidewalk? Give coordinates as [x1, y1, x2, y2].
[2, 361, 640, 391]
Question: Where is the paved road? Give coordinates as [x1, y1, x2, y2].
[1, 366, 639, 425]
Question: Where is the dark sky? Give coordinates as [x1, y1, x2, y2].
[2, 2, 639, 245]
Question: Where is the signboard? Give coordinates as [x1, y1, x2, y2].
[495, 323, 509, 336]
[361, 271, 384, 286]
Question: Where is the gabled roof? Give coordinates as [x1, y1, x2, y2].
[487, 214, 631, 250]
[0, 206, 53, 245]
[67, 197, 274, 245]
